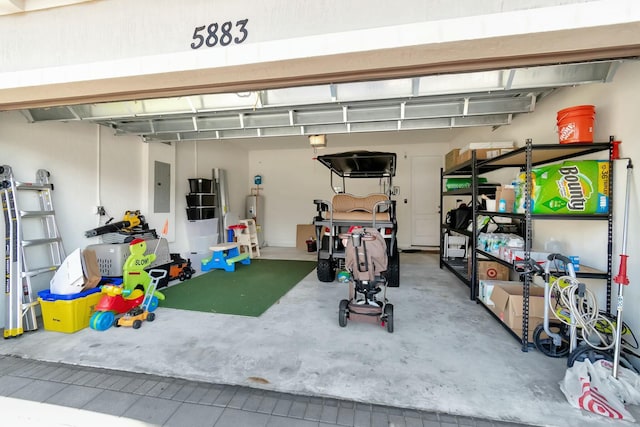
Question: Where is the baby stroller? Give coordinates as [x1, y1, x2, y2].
[338, 227, 394, 333]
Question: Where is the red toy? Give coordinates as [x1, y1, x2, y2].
[89, 284, 158, 331]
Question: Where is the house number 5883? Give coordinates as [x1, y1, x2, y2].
[190, 18, 249, 49]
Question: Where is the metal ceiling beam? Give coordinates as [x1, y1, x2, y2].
[19, 59, 628, 142]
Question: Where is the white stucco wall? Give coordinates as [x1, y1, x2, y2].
[1, 0, 637, 92]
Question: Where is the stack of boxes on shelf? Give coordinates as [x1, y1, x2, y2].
[445, 141, 515, 171]
[186, 178, 219, 270]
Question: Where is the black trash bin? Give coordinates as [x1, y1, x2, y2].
[306, 239, 317, 252]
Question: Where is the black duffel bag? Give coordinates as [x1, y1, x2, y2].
[446, 204, 473, 230]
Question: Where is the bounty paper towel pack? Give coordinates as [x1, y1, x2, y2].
[515, 160, 609, 214]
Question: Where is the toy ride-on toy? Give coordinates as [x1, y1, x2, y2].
[89, 269, 166, 331]
[312, 151, 399, 287]
[168, 253, 195, 282]
[338, 227, 394, 333]
[115, 269, 167, 329]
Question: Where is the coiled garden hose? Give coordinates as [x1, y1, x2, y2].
[549, 275, 617, 351]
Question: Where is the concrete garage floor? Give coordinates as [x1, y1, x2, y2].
[1, 249, 638, 426]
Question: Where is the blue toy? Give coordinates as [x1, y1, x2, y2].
[201, 242, 250, 272]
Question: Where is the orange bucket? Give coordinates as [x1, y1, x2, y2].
[556, 105, 595, 144]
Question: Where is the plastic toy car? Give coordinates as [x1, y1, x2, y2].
[90, 269, 166, 331]
[89, 285, 153, 331]
[168, 254, 195, 281]
[114, 306, 156, 329]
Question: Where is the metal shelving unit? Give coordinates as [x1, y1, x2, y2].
[439, 151, 498, 292]
[440, 139, 614, 352]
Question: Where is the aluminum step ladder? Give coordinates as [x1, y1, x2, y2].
[1, 166, 65, 338]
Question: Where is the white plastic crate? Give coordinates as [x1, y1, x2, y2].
[186, 218, 218, 238]
[444, 234, 467, 258]
[188, 233, 219, 254]
[86, 238, 171, 277]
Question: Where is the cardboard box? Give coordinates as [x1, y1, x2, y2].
[296, 224, 317, 251]
[510, 250, 551, 265]
[445, 149, 459, 171]
[459, 141, 514, 152]
[469, 258, 510, 281]
[457, 148, 513, 165]
[488, 284, 547, 341]
[494, 185, 516, 213]
[479, 280, 520, 306]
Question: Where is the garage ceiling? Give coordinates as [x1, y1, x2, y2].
[20, 60, 624, 143]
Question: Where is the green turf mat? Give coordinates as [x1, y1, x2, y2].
[159, 259, 316, 317]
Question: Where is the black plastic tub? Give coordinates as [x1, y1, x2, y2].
[188, 178, 212, 193]
[186, 194, 216, 207]
[186, 207, 216, 220]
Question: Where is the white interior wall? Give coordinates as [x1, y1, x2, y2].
[0, 111, 145, 328]
[0, 111, 145, 252]
[173, 140, 250, 254]
[247, 131, 452, 248]
[451, 60, 640, 358]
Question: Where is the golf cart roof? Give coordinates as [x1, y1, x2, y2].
[316, 151, 397, 178]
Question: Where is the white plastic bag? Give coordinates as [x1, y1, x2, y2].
[50, 248, 84, 295]
[560, 358, 638, 421]
[591, 360, 640, 406]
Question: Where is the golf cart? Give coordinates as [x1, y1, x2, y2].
[312, 151, 399, 287]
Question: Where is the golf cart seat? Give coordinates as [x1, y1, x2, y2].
[331, 193, 390, 221]
[318, 193, 391, 222]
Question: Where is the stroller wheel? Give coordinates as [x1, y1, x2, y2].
[533, 322, 570, 358]
[338, 299, 349, 327]
[384, 303, 394, 333]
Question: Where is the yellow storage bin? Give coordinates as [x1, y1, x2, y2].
[38, 287, 102, 333]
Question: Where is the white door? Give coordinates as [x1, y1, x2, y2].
[411, 155, 441, 246]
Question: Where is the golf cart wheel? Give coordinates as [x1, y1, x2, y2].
[133, 319, 143, 329]
[185, 268, 194, 280]
[338, 299, 349, 327]
[317, 259, 336, 282]
[533, 322, 570, 358]
[178, 271, 186, 281]
[147, 312, 156, 322]
[317, 235, 329, 251]
[384, 303, 394, 333]
[385, 248, 400, 287]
